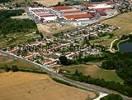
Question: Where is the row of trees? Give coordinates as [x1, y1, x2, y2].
[59, 49, 106, 66]
[64, 70, 132, 97]
[59, 54, 103, 66]
[0, 19, 37, 34]
[3, 65, 19, 72]
[0, 10, 25, 22]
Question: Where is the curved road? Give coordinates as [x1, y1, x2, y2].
[0, 50, 132, 100]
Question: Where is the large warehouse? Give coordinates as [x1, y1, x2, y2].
[52, 6, 94, 21]
[28, 1, 116, 26]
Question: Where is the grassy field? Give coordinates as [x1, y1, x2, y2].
[91, 12, 132, 47]
[0, 72, 96, 100]
[62, 64, 123, 84]
[102, 12, 132, 36]
[0, 54, 43, 72]
[0, 32, 38, 48]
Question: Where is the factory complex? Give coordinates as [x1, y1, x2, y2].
[28, 1, 118, 26]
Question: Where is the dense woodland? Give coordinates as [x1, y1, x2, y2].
[64, 69, 132, 97]
[0, 0, 10, 3]
[0, 10, 25, 21]
[101, 53, 132, 85]
[0, 10, 37, 36]
[60, 51, 132, 97]
[100, 94, 123, 100]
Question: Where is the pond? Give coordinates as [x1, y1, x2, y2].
[119, 41, 132, 53]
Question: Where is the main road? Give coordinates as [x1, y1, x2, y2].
[0, 50, 132, 100]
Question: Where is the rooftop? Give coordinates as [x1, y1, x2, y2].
[52, 6, 72, 10]
[64, 13, 93, 20]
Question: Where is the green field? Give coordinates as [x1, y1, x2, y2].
[0, 55, 44, 73]
[0, 32, 39, 48]
[62, 64, 123, 84]
[91, 12, 132, 47]
[103, 12, 132, 36]
[0, 10, 39, 48]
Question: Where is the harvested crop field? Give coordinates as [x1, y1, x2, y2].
[37, 23, 76, 36]
[34, 0, 64, 6]
[11, 0, 64, 6]
[0, 72, 96, 100]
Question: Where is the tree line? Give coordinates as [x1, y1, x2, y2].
[64, 69, 132, 97]
[0, 9, 37, 36]
[0, 0, 10, 3]
[101, 52, 132, 86]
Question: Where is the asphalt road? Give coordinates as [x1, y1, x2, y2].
[0, 50, 132, 100]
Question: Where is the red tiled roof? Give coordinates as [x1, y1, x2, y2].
[64, 12, 87, 16]
[64, 13, 93, 20]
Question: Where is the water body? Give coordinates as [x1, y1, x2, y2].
[119, 42, 132, 53]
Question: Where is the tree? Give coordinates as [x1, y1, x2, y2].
[0, 0, 10, 3]
[117, 65, 132, 85]
[4, 65, 10, 72]
[12, 65, 19, 72]
[101, 52, 132, 85]
[59, 55, 71, 65]
[100, 94, 123, 100]
[74, 69, 80, 76]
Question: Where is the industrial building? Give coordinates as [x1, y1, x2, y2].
[28, 1, 117, 26]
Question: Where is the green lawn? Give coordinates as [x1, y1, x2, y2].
[62, 64, 123, 84]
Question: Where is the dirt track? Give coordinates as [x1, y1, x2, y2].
[0, 72, 96, 100]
